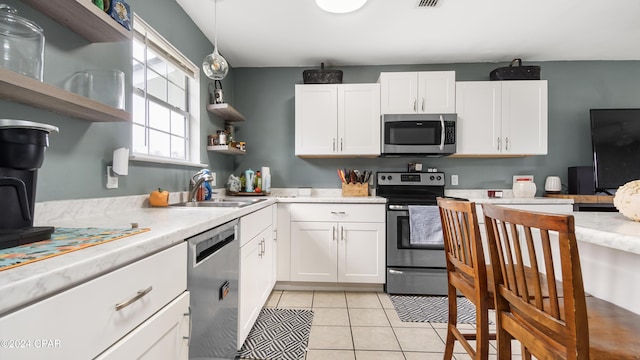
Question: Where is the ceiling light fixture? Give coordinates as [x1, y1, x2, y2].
[202, 0, 229, 80]
[316, 0, 368, 14]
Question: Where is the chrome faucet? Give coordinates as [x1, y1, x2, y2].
[189, 170, 213, 202]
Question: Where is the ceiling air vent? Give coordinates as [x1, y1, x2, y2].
[418, 0, 439, 7]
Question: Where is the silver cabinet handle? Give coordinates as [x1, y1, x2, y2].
[341, 226, 345, 241]
[332, 226, 336, 241]
[330, 211, 346, 215]
[505, 137, 510, 151]
[413, 98, 417, 112]
[439, 114, 445, 150]
[340, 138, 343, 151]
[183, 306, 192, 345]
[389, 269, 403, 274]
[115, 286, 153, 311]
[332, 138, 336, 152]
[497, 137, 501, 151]
[421, 98, 425, 112]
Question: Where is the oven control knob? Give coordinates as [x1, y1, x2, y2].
[437, 175, 442, 181]
[429, 175, 435, 181]
[381, 175, 386, 180]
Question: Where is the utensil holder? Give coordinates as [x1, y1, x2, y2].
[342, 183, 368, 197]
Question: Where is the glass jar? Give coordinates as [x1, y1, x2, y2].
[0, 4, 45, 81]
[513, 179, 537, 198]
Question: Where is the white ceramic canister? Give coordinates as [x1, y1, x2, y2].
[513, 179, 537, 198]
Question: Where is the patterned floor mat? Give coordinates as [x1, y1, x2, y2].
[238, 308, 313, 360]
[390, 295, 484, 324]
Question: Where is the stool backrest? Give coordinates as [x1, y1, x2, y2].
[482, 203, 588, 359]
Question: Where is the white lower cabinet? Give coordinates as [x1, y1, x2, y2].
[95, 292, 190, 360]
[238, 205, 276, 348]
[0, 243, 188, 360]
[289, 204, 385, 284]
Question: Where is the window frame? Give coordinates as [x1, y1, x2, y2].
[130, 14, 204, 167]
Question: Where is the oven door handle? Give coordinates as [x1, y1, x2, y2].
[439, 114, 445, 151]
[388, 205, 409, 211]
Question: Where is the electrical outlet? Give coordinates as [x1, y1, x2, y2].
[106, 166, 118, 189]
[451, 174, 459, 186]
[210, 172, 217, 187]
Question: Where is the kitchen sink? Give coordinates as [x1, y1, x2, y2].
[171, 198, 268, 208]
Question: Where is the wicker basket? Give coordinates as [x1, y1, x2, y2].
[303, 62, 343, 84]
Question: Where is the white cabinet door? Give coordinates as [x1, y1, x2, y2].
[337, 222, 386, 283]
[95, 292, 190, 360]
[455, 81, 502, 155]
[338, 83, 381, 156]
[295, 84, 338, 155]
[239, 235, 262, 347]
[501, 80, 548, 155]
[417, 71, 456, 114]
[379, 72, 418, 114]
[454, 80, 548, 156]
[258, 225, 275, 304]
[379, 71, 456, 114]
[290, 221, 338, 282]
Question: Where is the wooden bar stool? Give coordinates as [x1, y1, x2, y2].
[437, 197, 494, 360]
[482, 203, 640, 359]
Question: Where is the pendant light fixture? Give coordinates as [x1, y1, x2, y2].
[202, 0, 228, 80]
[316, 0, 368, 14]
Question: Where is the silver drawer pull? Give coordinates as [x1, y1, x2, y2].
[389, 269, 403, 274]
[183, 306, 192, 345]
[330, 211, 346, 215]
[115, 286, 153, 311]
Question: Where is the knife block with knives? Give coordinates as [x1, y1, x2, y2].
[342, 183, 368, 197]
[338, 168, 370, 197]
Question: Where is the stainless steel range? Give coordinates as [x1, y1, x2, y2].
[376, 171, 449, 295]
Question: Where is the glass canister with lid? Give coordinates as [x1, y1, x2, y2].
[0, 4, 44, 81]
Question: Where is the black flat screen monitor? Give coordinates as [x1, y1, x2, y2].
[590, 108, 640, 193]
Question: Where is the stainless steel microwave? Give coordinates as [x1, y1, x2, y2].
[381, 114, 456, 156]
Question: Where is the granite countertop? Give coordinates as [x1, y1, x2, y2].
[0, 197, 276, 316]
[1, 189, 636, 317]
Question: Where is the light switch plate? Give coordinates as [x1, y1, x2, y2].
[513, 175, 534, 185]
[210, 172, 217, 187]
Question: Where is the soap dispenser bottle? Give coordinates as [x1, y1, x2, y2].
[244, 169, 255, 192]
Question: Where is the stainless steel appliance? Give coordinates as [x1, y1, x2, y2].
[187, 219, 239, 360]
[0, 119, 58, 250]
[377, 171, 449, 295]
[381, 113, 456, 156]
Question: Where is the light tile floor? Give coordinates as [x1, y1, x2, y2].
[264, 290, 524, 360]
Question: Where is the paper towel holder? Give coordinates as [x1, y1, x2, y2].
[107, 147, 129, 189]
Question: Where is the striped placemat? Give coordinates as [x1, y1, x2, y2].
[0, 227, 150, 271]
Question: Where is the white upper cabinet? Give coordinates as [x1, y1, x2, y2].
[379, 71, 456, 114]
[455, 80, 548, 156]
[295, 84, 381, 157]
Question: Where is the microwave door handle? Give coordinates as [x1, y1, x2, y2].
[439, 114, 445, 150]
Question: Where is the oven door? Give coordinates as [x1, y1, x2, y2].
[382, 114, 456, 155]
[386, 204, 446, 268]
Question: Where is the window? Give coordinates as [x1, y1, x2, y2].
[132, 14, 201, 164]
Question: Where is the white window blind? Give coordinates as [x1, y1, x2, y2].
[131, 14, 200, 163]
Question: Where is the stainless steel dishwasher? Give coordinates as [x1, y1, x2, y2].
[187, 219, 238, 360]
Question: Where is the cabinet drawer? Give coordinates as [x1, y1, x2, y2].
[240, 205, 273, 247]
[290, 203, 385, 223]
[0, 243, 187, 360]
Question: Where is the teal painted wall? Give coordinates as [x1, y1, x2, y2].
[2, 0, 235, 201]
[232, 62, 640, 193]
[5, 0, 639, 201]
